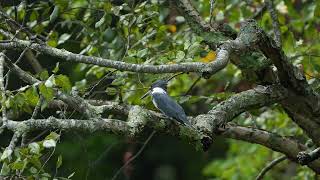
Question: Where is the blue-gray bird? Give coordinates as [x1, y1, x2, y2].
[141, 80, 191, 126]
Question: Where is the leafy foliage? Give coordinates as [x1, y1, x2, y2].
[0, 0, 319, 179]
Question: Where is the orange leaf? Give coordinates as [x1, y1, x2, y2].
[167, 25, 177, 33]
[200, 51, 216, 63]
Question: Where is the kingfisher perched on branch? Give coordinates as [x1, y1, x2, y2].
[141, 79, 191, 126]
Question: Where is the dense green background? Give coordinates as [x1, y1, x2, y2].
[0, 0, 320, 179]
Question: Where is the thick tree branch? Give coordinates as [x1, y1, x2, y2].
[4, 114, 320, 173]
[0, 37, 228, 75]
[297, 147, 320, 165]
[230, 21, 320, 145]
[194, 85, 288, 135]
[221, 125, 320, 173]
[248, 20, 317, 99]
[0, 19, 259, 78]
[2, 57, 316, 172]
[173, 0, 213, 34]
[173, 0, 237, 46]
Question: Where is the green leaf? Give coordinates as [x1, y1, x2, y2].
[45, 75, 56, 88]
[24, 87, 39, 107]
[52, 62, 60, 73]
[178, 95, 190, 104]
[0, 162, 10, 175]
[11, 161, 24, 170]
[55, 75, 72, 93]
[39, 71, 49, 81]
[43, 139, 56, 148]
[41, 100, 48, 111]
[95, 13, 106, 28]
[111, 6, 122, 16]
[176, 51, 185, 61]
[106, 87, 118, 96]
[29, 166, 38, 174]
[46, 132, 60, 141]
[137, 49, 148, 58]
[68, 172, 75, 178]
[56, 155, 62, 169]
[47, 32, 58, 47]
[39, 83, 54, 102]
[49, 6, 59, 23]
[47, 39, 58, 47]
[29, 156, 42, 169]
[103, 28, 116, 42]
[42, 173, 51, 177]
[1, 149, 13, 161]
[58, 33, 71, 45]
[28, 142, 40, 154]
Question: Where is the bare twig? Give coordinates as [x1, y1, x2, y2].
[289, 53, 320, 60]
[184, 76, 201, 95]
[25, 50, 43, 73]
[131, 30, 156, 49]
[31, 95, 44, 119]
[20, 95, 45, 146]
[20, 132, 27, 147]
[3, 47, 29, 90]
[265, 0, 282, 47]
[209, 0, 215, 24]
[111, 130, 156, 180]
[256, 155, 287, 180]
[0, 52, 7, 126]
[3, 115, 320, 172]
[167, 72, 184, 82]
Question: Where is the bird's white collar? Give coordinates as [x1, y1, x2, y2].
[151, 87, 167, 94]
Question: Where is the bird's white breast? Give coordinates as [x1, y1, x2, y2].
[151, 87, 167, 95]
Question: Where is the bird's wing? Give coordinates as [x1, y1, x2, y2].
[152, 93, 190, 125]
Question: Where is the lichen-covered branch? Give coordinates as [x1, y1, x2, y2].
[0, 37, 227, 74]
[297, 147, 320, 165]
[4, 112, 320, 172]
[248, 20, 317, 100]
[221, 125, 320, 173]
[194, 85, 288, 135]
[0, 26, 248, 79]
[173, 0, 237, 46]
[214, 20, 320, 148]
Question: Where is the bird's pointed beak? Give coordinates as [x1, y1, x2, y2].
[141, 90, 151, 100]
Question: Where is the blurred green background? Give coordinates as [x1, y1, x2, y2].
[0, 0, 320, 179]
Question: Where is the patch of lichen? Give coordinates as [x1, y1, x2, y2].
[179, 126, 204, 150]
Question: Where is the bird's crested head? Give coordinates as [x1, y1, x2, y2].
[151, 80, 168, 91]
